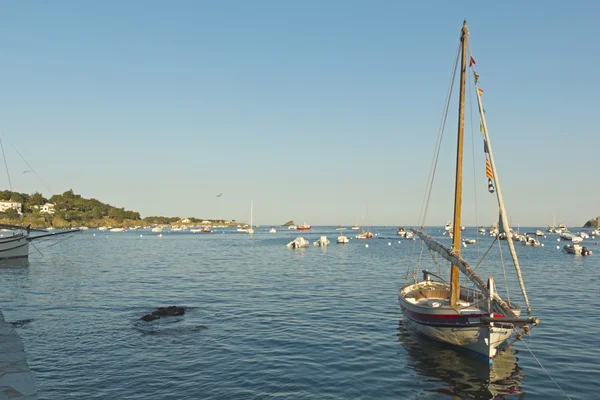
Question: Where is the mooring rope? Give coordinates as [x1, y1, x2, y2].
[520, 337, 573, 400]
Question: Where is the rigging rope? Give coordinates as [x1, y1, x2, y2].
[496, 235, 511, 304]
[0, 135, 13, 191]
[466, 45, 481, 259]
[418, 40, 461, 228]
[0, 132, 54, 195]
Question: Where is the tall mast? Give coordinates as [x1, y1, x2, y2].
[450, 20, 469, 307]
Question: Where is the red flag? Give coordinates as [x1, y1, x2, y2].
[470, 56, 476, 67]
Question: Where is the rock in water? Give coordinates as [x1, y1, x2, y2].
[151, 306, 185, 317]
[140, 314, 160, 322]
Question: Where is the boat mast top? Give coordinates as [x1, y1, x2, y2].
[449, 20, 469, 307]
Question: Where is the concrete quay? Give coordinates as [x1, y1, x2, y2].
[0, 311, 37, 399]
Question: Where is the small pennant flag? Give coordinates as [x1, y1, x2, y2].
[480, 119, 485, 133]
[477, 87, 484, 95]
[470, 56, 476, 67]
[483, 140, 489, 153]
[474, 72, 479, 83]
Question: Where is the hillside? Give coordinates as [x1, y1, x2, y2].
[0, 189, 234, 228]
[582, 216, 600, 228]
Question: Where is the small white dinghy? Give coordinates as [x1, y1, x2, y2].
[462, 238, 476, 245]
[313, 236, 330, 246]
[287, 237, 309, 249]
[524, 237, 541, 246]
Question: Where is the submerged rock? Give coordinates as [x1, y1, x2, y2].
[140, 306, 186, 322]
[10, 319, 33, 327]
[151, 306, 185, 317]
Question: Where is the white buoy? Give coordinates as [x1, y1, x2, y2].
[93, 233, 96, 237]
[388, 242, 391, 246]
[557, 238, 560, 242]
[541, 243, 544, 247]
[140, 234, 143, 237]
[158, 234, 163, 238]
[556, 245, 560, 249]
[398, 241, 401, 244]
[365, 244, 369, 248]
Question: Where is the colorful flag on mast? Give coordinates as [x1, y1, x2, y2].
[474, 72, 479, 83]
[470, 56, 476, 67]
[486, 158, 495, 193]
[480, 119, 485, 133]
[477, 87, 484, 95]
[486, 158, 493, 179]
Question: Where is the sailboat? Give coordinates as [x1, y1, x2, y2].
[398, 21, 538, 364]
[355, 216, 373, 239]
[247, 201, 254, 234]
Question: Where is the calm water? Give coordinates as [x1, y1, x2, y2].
[0, 227, 598, 399]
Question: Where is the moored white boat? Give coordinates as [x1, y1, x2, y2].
[535, 229, 544, 236]
[110, 228, 126, 232]
[297, 223, 311, 231]
[269, 227, 276, 233]
[563, 243, 592, 256]
[151, 226, 163, 233]
[286, 237, 309, 249]
[313, 236, 330, 246]
[462, 238, 476, 245]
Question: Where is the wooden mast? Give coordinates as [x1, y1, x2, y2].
[450, 20, 468, 307]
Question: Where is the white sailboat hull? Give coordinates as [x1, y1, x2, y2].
[398, 281, 518, 362]
[402, 314, 512, 360]
[0, 235, 29, 259]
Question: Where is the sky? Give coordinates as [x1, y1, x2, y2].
[0, 1, 598, 226]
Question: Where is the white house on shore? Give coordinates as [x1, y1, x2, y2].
[32, 203, 55, 215]
[0, 200, 23, 216]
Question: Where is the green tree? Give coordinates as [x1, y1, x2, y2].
[29, 192, 47, 206]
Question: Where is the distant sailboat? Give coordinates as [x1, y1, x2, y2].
[248, 201, 254, 235]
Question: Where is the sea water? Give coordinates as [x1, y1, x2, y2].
[0, 227, 597, 399]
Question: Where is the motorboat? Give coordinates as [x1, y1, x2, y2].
[477, 226, 486, 233]
[351, 225, 360, 230]
[337, 227, 349, 244]
[462, 238, 476, 245]
[579, 232, 589, 239]
[286, 237, 309, 249]
[110, 228, 126, 232]
[200, 226, 211, 233]
[535, 229, 544, 236]
[297, 223, 311, 231]
[269, 227, 276, 233]
[524, 237, 540, 246]
[288, 225, 297, 230]
[151, 226, 163, 233]
[313, 236, 330, 246]
[563, 243, 592, 256]
[397, 226, 414, 238]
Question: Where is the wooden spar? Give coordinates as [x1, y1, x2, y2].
[411, 228, 520, 319]
[474, 69, 532, 313]
[27, 228, 80, 241]
[450, 20, 469, 307]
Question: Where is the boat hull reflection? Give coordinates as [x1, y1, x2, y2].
[398, 319, 525, 399]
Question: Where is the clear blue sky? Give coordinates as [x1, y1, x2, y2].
[0, 1, 598, 226]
